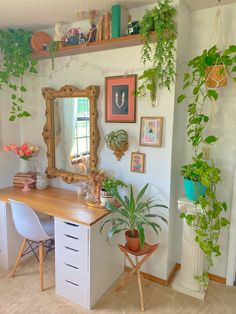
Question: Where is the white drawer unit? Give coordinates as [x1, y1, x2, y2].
[55, 217, 124, 310]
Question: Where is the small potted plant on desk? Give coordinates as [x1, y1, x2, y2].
[100, 177, 126, 207]
[100, 183, 168, 252]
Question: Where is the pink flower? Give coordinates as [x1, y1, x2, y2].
[3, 145, 11, 152]
[21, 144, 28, 151]
[18, 149, 24, 157]
[25, 149, 32, 157]
[9, 144, 18, 151]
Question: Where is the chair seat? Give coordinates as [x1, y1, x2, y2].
[40, 217, 54, 238]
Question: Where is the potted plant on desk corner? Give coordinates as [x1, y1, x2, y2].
[100, 177, 126, 207]
[100, 183, 168, 252]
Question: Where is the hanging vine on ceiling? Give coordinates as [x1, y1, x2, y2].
[136, 0, 177, 104]
[0, 28, 38, 121]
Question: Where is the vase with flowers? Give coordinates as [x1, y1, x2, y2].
[3, 143, 40, 173]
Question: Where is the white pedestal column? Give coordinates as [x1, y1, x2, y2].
[172, 198, 205, 300]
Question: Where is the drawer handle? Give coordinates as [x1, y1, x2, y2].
[64, 222, 79, 227]
[65, 280, 79, 287]
[65, 263, 79, 270]
[64, 246, 79, 252]
[65, 234, 78, 240]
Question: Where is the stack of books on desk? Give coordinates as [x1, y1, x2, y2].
[13, 172, 37, 188]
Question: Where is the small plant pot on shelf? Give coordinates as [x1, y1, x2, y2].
[205, 65, 227, 88]
[125, 229, 140, 252]
[100, 189, 114, 207]
[184, 178, 206, 202]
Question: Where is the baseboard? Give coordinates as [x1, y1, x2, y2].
[125, 263, 226, 286]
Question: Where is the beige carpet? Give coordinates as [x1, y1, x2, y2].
[0, 252, 236, 314]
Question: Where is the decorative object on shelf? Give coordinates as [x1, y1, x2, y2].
[36, 175, 48, 190]
[87, 22, 97, 42]
[136, 0, 177, 104]
[31, 31, 52, 51]
[100, 177, 126, 207]
[96, 15, 103, 41]
[139, 117, 163, 147]
[3, 143, 40, 173]
[54, 22, 65, 44]
[131, 152, 145, 173]
[13, 172, 37, 189]
[126, 21, 140, 35]
[21, 178, 36, 192]
[65, 28, 86, 46]
[111, 4, 128, 38]
[177, 48, 233, 288]
[105, 129, 129, 161]
[100, 183, 168, 251]
[89, 168, 107, 200]
[105, 75, 136, 123]
[104, 12, 111, 40]
[0, 28, 38, 120]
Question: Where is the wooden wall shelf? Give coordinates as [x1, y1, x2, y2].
[32, 34, 147, 60]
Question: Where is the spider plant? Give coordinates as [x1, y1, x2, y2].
[100, 183, 168, 248]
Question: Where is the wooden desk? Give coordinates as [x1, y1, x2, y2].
[0, 186, 123, 309]
[0, 186, 109, 226]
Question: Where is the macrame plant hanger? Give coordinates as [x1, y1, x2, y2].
[207, 0, 226, 125]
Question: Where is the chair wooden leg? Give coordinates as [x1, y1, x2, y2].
[136, 256, 144, 312]
[11, 238, 27, 278]
[39, 241, 44, 292]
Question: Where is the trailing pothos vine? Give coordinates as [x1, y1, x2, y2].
[0, 29, 38, 121]
[177, 45, 236, 289]
[137, 0, 177, 103]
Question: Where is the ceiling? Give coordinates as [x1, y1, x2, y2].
[185, 0, 236, 11]
[0, 0, 236, 30]
[0, 0, 154, 30]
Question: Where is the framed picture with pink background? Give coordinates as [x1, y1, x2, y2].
[131, 152, 145, 173]
[139, 117, 163, 147]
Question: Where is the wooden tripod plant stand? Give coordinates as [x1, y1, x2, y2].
[116, 243, 159, 311]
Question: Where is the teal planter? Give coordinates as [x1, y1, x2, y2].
[184, 178, 206, 201]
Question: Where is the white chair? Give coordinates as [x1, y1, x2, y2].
[9, 199, 54, 291]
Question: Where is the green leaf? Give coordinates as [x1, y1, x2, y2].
[184, 73, 191, 81]
[22, 111, 31, 117]
[207, 89, 218, 101]
[204, 135, 218, 144]
[20, 86, 27, 92]
[193, 86, 200, 95]
[177, 94, 186, 103]
[232, 66, 236, 72]
[9, 115, 16, 121]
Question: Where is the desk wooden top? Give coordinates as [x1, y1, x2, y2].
[0, 187, 110, 227]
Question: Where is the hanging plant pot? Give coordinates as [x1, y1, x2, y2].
[125, 229, 140, 251]
[205, 64, 227, 88]
[184, 178, 206, 202]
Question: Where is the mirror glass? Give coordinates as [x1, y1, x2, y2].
[54, 97, 90, 175]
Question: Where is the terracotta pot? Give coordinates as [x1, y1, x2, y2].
[205, 65, 227, 88]
[125, 229, 140, 251]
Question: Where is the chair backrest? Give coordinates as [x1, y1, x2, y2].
[9, 199, 50, 242]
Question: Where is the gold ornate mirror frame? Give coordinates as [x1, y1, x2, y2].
[42, 85, 100, 183]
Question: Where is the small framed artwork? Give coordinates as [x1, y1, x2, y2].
[105, 75, 136, 123]
[139, 117, 163, 147]
[131, 152, 145, 173]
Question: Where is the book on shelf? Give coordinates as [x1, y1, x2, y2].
[104, 12, 111, 40]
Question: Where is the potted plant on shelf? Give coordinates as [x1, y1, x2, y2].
[104, 130, 129, 161]
[100, 183, 168, 252]
[100, 177, 127, 207]
[136, 0, 177, 104]
[0, 29, 38, 121]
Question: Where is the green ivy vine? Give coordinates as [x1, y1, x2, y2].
[0, 29, 38, 121]
[137, 0, 177, 103]
[178, 45, 234, 289]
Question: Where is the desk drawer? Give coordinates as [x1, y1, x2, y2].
[56, 275, 89, 308]
[56, 243, 88, 271]
[56, 260, 89, 287]
[55, 218, 88, 240]
[56, 231, 88, 253]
